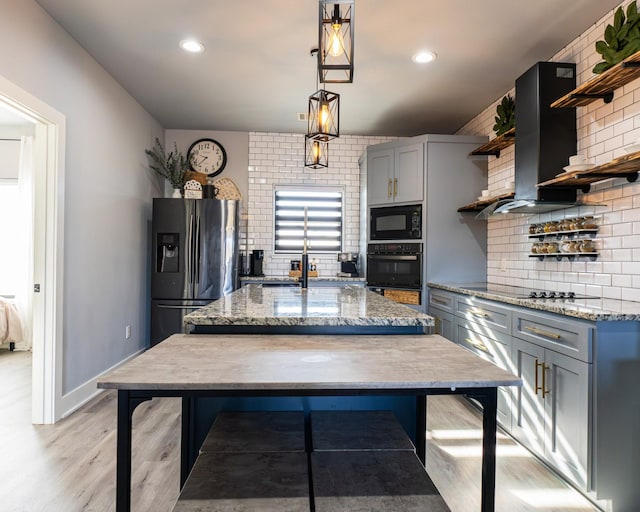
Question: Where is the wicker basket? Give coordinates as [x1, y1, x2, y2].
[288, 270, 319, 278]
[383, 289, 421, 305]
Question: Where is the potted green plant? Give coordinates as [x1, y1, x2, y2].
[145, 138, 188, 197]
[593, 2, 640, 74]
[493, 94, 515, 136]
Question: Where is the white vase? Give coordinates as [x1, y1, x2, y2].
[172, 188, 182, 198]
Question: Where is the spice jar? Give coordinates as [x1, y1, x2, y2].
[583, 216, 597, 229]
[529, 224, 537, 234]
[579, 240, 595, 253]
[547, 242, 559, 253]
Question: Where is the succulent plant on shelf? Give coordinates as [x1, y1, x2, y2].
[593, 1, 640, 74]
[493, 94, 515, 137]
[144, 138, 188, 190]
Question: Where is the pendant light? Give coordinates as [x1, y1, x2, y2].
[307, 88, 340, 141]
[304, 135, 329, 168]
[318, 0, 354, 83]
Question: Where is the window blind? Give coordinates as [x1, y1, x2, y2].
[274, 189, 343, 253]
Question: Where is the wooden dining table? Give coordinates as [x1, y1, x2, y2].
[97, 333, 521, 512]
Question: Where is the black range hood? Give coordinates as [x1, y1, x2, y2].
[484, 61, 584, 216]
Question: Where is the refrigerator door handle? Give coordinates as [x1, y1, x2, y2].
[185, 213, 194, 298]
[194, 213, 201, 288]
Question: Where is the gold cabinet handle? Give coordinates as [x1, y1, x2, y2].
[393, 177, 398, 197]
[465, 337, 488, 353]
[470, 309, 489, 318]
[432, 297, 448, 306]
[541, 362, 550, 398]
[534, 359, 542, 396]
[388, 178, 392, 198]
[524, 326, 561, 340]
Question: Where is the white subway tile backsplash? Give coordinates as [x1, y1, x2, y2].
[458, 1, 640, 301]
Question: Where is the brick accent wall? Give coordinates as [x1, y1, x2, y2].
[457, 1, 640, 301]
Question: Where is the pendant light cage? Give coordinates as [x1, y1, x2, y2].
[307, 89, 340, 141]
[318, 0, 354, 83]
[304, 135, 329, 168]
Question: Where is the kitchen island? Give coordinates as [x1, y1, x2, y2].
[179, 284, 436, 472]
[184, 284, 433, 334]
[98, 333, 520, 512]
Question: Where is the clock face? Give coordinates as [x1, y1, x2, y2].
[187, 138, 227, 177]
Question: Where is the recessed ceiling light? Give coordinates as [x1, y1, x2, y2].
[412, 51, 437, 64]
[179, 39, 205, 53]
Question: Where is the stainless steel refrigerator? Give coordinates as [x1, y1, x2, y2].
[150, 198, 239, 346]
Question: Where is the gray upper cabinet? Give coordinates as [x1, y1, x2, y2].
[367, 143, 424, 205]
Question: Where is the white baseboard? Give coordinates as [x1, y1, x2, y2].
[59, 348, 145, 420]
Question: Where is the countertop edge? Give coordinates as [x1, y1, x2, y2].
[427, 282, 640, 322]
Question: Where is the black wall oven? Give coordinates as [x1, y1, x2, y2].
[366, 243, 422, 290]
[370, 204, 422, 240]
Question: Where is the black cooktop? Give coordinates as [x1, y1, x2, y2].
[460, 284, 600, 301]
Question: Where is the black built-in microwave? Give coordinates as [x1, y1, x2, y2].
[370, 204, 422, 240]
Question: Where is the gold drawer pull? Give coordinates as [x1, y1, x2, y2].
[542, 362, 550, 398]
[465, 337, 488, 353]
[388, 179, 392, 198]
[432, 297, 448, 306]
[535, 359, 542, 395]
[524, 326, 561, 340]
[470, 309, 489, 318]
[393, 177, 398, 197]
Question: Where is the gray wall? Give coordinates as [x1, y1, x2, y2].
[0, 0, 163, 393]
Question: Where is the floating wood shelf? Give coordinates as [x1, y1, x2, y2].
[551, 51, 640, 108]
[470, 128, 515, 157]
[537, 150, 640, 193]
[529, 253, 598, 261]
[528, 229, 598, 241]
[457, 191, 514, 212]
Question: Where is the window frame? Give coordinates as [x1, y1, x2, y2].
[272, 184, 345, 255]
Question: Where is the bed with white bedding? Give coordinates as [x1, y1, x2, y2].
[0, 298, 23, 351]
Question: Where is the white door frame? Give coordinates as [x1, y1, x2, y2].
[0, 73, 65, 424]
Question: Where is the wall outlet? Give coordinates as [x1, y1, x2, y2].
[499, 257, 507, 273]
[125, 324, 131, 340]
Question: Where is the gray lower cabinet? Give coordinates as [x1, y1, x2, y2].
[427, 289, 455, 341]
[511, 310, 592, 492]
[428, 289, 513, 429]
[512, 338, 591, 489]
[457, 319, 513, 429]
[427, 286, 594, 495]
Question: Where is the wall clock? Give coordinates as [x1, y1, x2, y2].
[187, 138, 227, 177]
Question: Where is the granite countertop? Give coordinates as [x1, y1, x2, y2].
[98, 333, 519, 390]
[240, 275, 366, 283]
[428, 282, 640, 322]
[184, 284, 433, 328]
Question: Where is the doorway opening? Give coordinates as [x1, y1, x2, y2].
[0, 73, 65, 424]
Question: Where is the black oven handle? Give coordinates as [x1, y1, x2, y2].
[367, 254, 419, 261]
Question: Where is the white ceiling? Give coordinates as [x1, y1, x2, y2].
[34, 0, 621, 137]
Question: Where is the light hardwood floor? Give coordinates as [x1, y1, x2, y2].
[0, 350, 602, 512]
